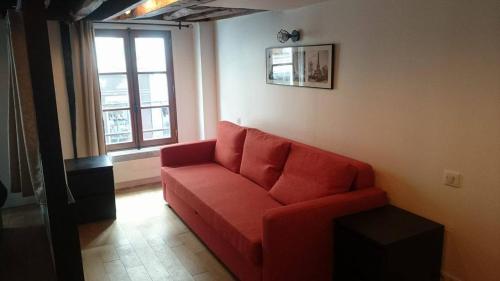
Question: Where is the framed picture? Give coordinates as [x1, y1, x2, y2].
[266, 44, 334, 89]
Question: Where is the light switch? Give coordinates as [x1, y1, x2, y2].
[443, 170, 461, 188]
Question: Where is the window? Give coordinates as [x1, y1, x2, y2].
[94, 29, 178, 151]
[268, 47, 294, 83]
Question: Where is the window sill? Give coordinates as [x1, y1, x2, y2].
[108, 146, 163, 162]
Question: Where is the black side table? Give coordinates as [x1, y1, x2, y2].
[334, 205, 444, 281]
[65, 156, 116, 224]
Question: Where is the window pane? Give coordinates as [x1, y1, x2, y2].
[270, 64, 293, 83]
[103, 110, 133, 144]
[141, 107, 171, 140]
[99, 74, 130, 110]
[95, 37, 127, 73]
[138, 73, 169, 107]
[135, 37, 166, 72]
[270, 47, 293, 64]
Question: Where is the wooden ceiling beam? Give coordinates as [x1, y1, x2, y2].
[71, 0, 107, 21]
[0, 0, 18, 14]
[116, 0, 214, 20]
[86, 0, 147, 21]
[43, 0, 107, 21]
[183, 8, 260, 22]
[162, 6, 220, 21]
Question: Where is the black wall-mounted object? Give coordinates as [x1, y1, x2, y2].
[277, 29, 300, 43]
[334, 205, 444, 281]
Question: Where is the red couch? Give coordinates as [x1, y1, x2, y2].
[161, 121, 387, 281]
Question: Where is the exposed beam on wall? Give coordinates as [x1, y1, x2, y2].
[20, 0, 84, 279]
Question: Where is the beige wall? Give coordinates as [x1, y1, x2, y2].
[215, 1, 500, 280]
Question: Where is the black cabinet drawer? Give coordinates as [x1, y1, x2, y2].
[65, 156, 116, 224]
[67, 169, 114, 198]
[74, 193, 116, 224]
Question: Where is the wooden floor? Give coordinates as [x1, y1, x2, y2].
[79, 184, 236, 281]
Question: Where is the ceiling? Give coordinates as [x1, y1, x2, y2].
[205, 0, 330, 11]
[1, 0, 330, 22]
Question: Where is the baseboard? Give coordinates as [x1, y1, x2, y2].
[115, 176, 161, 190]
[442, 271, 462, 281]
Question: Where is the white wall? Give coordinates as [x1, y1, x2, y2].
[193, 22, 218, 139]
[113, 157, 161, 188]
[215, 1, 500, 280]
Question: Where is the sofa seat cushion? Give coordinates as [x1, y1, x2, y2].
[269, 144, 357, 205]
[162, 163, 282, 265]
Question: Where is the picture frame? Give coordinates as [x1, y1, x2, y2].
[266, 44, 334, 89]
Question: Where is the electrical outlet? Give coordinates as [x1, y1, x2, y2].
[443, 170, 461, 188]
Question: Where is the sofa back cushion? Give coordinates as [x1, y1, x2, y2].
[288, 142, 374, 190]
[214, 121, 247, 173]
[240, 129, 291, 189]
[269, 144, 357, 204]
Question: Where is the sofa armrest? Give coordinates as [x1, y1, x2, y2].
[160, 140, 216, 167]
[262, 187, 388, 281]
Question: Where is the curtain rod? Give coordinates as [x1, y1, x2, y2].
[92, 21, 191, 29]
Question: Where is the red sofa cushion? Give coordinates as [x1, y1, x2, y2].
[162, 163, 282, 265]
[240, 129, 291, 190]
[269, 144, 357, 204]
[214, 121, 247, 173]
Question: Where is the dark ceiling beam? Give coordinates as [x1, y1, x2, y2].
[86, 0, 147, 21]
[0, 0, 18, 14]
[44, 0, 106, 21]
[71, 0, 107, 21]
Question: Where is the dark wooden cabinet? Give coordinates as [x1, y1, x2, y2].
[65, 156, 116, 224]
[334, 205, 444, 281]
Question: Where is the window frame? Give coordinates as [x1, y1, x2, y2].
[95, 29, 178, 151]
